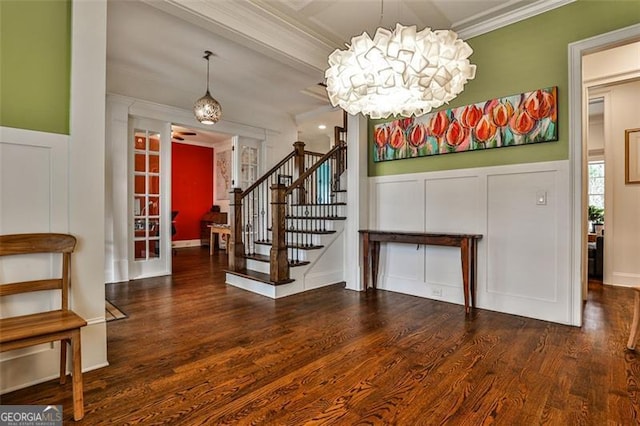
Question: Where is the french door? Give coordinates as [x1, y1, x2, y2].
[232, 136, 263, 252]
[129, 117, 171, 279]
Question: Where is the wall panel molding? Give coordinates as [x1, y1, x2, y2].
[368, 160, 573, 324]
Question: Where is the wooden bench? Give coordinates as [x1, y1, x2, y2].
[0, 233, 87, 421]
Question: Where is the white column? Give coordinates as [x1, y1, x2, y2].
[69, 0, 108, 369]
[344, 114, 369, 291]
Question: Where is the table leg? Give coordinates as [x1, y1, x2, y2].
[362, 232, 370, 290]
[371, 241, 380, 289]
[461, 238, 470, 314]
[470, 239, 477, 309]
[210, 230, 214, 256]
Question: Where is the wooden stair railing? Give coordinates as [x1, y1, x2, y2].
[230, 111, 348, 283]
[270, 143, 347, 282]
[230, 141, 329, 274]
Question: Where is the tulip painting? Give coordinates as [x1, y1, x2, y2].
[373, 86, 558, 162]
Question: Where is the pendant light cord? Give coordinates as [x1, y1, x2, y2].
[204, 50, 212, 93]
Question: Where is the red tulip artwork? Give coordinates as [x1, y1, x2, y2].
[375, 126, 389, 148]
[409, 123, 427, 157]
[524, 89, 555, 120]
[429, 111, 450, 138]
[374, 125, 389, 160]
[372, 86, 558, 162]
[510, 109, 536, 135]
[491, 100, 514, 127]
[460, 104, 482, 128]
[474, 115, 497, 144]
[389, 126, 406, 150]
[445, 120, 468, 151]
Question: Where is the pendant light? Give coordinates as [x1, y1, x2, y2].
[194, 50, 222, 125]
[325, 7, 476, 119]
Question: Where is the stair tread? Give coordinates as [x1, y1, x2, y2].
[290, 202, 346, 206]
[245, 253, 310, 267]
[254, 241, 324, 250]
[225, 269, 294, 286]
[286, 216, 346, 220]
[267, 228, 336, 235]
[286, 229, 335, 234]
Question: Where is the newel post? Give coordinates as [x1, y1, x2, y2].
[293, 141, 306, 204]
[270, 183, 289, 283]
[229, 188, 246, 272]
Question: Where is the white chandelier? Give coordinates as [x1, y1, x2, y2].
[194, 50, 222, 125]
[325, 24, 476, 119]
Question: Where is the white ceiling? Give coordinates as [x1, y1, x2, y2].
[107, 0, 572, 147]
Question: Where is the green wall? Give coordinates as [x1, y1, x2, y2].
[370, 0, 640, 177]
[0, 0, 71, 135]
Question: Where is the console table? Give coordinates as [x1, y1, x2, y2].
[359, 230, 482, 314]
[208, 224, 231, 255]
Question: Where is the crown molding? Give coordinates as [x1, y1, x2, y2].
[146, 0, 335, 73]
[455, 0, 575, 39]
[147, 0, 576, 72]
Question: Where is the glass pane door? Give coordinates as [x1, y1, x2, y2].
[240, 145, 258, 189]
[233, 137, 262, 252]
[133, 130, 161, 261]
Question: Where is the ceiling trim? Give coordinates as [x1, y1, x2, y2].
[144, 0, 576, 79]
[456, 0, 575, 39]
[108, 93, 278, 140]
[150, 0, 336, 72]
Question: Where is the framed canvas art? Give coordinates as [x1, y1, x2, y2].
[373, 86, 558, 162]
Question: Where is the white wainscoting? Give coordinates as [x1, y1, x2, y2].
[0, 127, 108, 392]
[369, 160, 574, 325]
[0, 128, 70, 366]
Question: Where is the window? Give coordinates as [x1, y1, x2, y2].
[588, 161, 605, 209]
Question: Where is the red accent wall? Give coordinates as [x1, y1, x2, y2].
[171, 143, 213, 241]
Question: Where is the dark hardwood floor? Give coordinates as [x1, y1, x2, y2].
[3, 248, 640, 424]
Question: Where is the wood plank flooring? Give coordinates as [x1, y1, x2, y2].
[2, 247, 640, 424]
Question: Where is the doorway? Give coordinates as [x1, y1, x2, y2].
[568, 24, 640, 325]
[577, 35, 640, 306]
[170, 125, 233, 254]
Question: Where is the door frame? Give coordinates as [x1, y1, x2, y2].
[105, 94, 274, 283]
[568, 23, 640, 326]
[128, 116, 172, 279]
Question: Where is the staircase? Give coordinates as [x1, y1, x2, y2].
[225, 120, 348, 298]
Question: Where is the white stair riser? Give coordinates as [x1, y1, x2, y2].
[245, 258, 270, 274]
[254, 244, 271, 256]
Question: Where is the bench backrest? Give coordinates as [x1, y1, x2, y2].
[0, 233, 77, 311]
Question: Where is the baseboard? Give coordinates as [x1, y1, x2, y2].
[304, 270, 344, 290]
[172, 239, 201, 248]
[0, 361, 110, 395]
